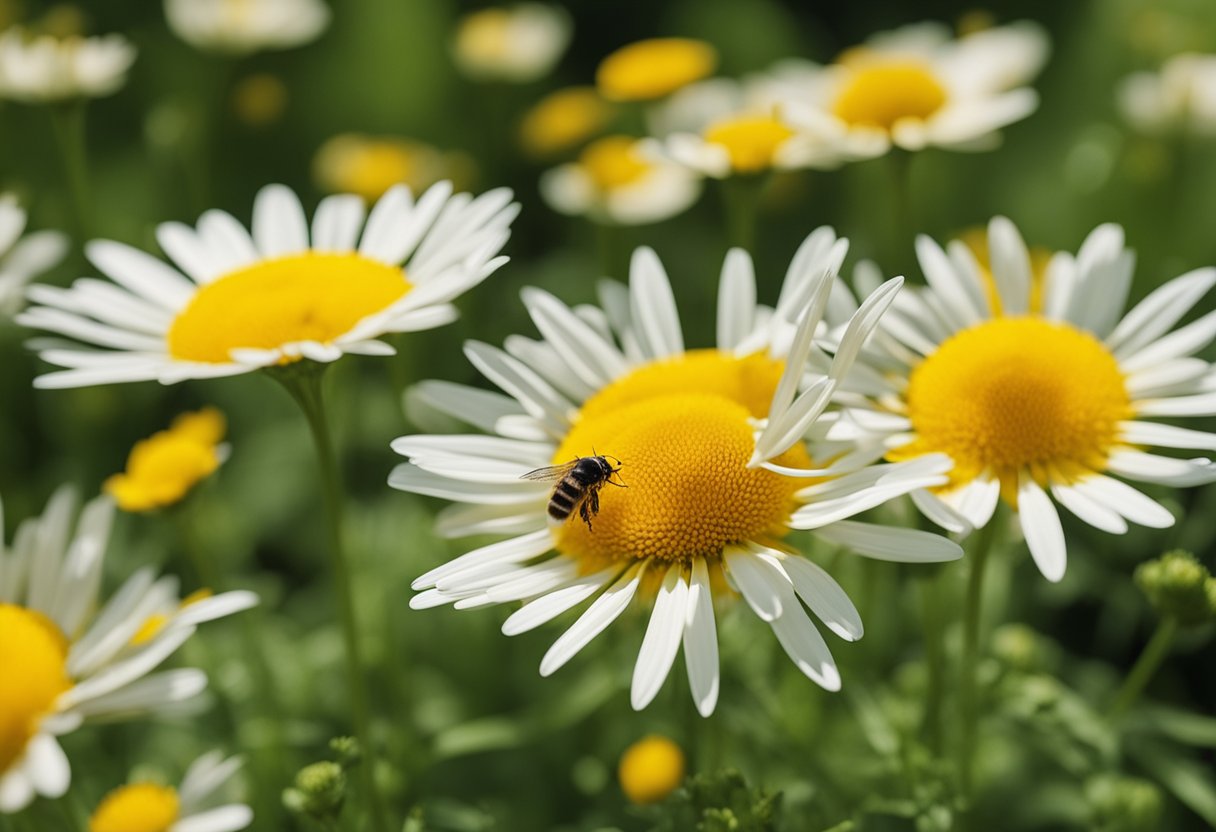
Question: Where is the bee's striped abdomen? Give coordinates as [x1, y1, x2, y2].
[547, 477, 583, 521]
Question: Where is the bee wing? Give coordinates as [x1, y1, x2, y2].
[520, 461, 578, 482]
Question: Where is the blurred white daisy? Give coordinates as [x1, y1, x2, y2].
[766, 21, 1047, 159]
[830, 218, 1216, 581]
[1119, 53, 1216, 136]
[540, 135, 700, 226]
[165, 0, 330, 55]
[0, 28, 135, 102]
[19, 181, 518, 387]
[596, 37, 717, 103]
[391, 232, 962, 716]
[0, 488, 257, 813]
[0, 194, 68, 320]
[451, 4, 571, 83]
[89, 751, 251, 832]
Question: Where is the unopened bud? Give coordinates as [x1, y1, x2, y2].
[1135, 550, 1216, 626]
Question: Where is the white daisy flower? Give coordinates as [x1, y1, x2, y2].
[165, 0, 331, 55]
[18, 181, 518, 388]
[0, 194, 68, 320]
[541, 135, 701, 226]
[451, 3, 571, 83]
[765, 21, 1048, 159]
[89, 751, 251, 832]
[390, 232, 963, 716]
[1118, 52, 1216, 136]
[0, 488, 258, 813]
[0, 28, 135, 102]
[829, 217, 1216, 582]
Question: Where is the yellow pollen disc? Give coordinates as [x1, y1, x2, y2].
[0, 605, 71, 775]
[166, 253, 410, 364]
[314, 134, 451, 202]
[959, 228, 1053, 316]
[832, 60, 948, 131]
[104, 408, 226, 513]
[578, 136, 652, 192]
[618, 735, 686, 805]
[890, 317, 1131, 502]
[596, 38, 717, 102]
[552, 351, 808, 564]
[519, 86, 614, 158]
[89, 783, 181, 832]
[703, 115, 796, 174]
[453, 8, 513, 64]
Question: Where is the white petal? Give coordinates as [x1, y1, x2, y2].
[811, 520, 963, 562]
[410, 529, 552, 591]
[1107, 267, 1216, 359]
[682, 558, 719, 717]
[501, 567, 620, 636]
[986, 216, 1031, 315]
[540, 563, 645, 677]
[1071, 474, 1175, 528]
[779, 555, 863, 641]
[630, 565, 689, 710]
[1106, 449, 1216, 487]
[1119, 420, 1216, 451]
[172, 805, 254, 832]
[716, 248, 756, 351]
[311, 194, 365, 252]
[252, 184, 309, 257]
[25, 734, 70, 798]
[723, 548, 782, 621]
[1051, 483, 1127, 534]
[629, 247, 684, 359]
[1017, 475, 1067, 582]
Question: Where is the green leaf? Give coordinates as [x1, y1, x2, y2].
[1129, 742, 1216, 826]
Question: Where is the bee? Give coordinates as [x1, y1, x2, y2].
[521, 454, 625, 530]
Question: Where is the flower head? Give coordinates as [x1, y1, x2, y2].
[0, 194, 67, 320]
[619, 735, 684, 805]
[313, 134, 471, 203]
[596, 38, 716, 102]
[90, 751, 251, 832]
[451, 4, 571, 83]
[0, 27, 135, 102]
[832, 218, 1216, 581]
[165, 0, 330, 55]
[0, 488, 257, 813]
[519, 86, 616, 159]
[1119, 52, 1216, 136]
[391, 232, 961, 715]
[104, 408, 227, 512]
[20, 181, 518, 387]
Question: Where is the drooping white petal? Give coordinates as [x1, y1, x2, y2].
[723, 548, 782, 621]
[682, 558, 719, 717]
[779, 555, 863, 641]
[540, 563, 646, 676]
[1051, 483, 1128, 534]
[812, 521, 963, 562]
[1070, 474, 1175, 528]
[631, 565, 690, 710]
[501, 567, 621, 636]
[1017, 474, 1067, 582]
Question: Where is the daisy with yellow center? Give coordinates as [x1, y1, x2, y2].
[833, 217, 1216, 581]
[104, 408, 228, 513]
[0, 193, 67, 320]
[618, 735, 684, 805]
[765, 21, 1048, 159]
[0, 488, 257, 813]
[451, 4, 571, 83]
[0, 27, 135, 102]
[391, 232, 961, 715]
[313, 134, 468, 203]
[19, 181, 518, 387]
[518, 86, 616, 159]
[89, 751, 251, 832]
[164, 0, 330, 55]
[540, 134, 700, 226]
[1118, 52, 1216, 136]
[596, 38, 717, 102]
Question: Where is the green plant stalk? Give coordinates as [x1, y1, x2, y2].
[1107, 616, 1179, 721]
[918, 571, 947, 754]
[720, 174, 767, 251]
[277, 366, 390, 832]
[48, 101, 92, 240]
[957, 511, 1001, 800]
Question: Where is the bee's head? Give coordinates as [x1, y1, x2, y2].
[599, 454, 623, 475]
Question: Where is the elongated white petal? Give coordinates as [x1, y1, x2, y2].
[1118, 420, 1216, 451]
[779, 555, 863, 641]
[173, 805, 254, 832]
[987, 216, 1031, 315]
[683, 558, 719, 717]
[1017, 475, 1066, 582]
[910, 488, 972, 534]
[812, 521, 963, 562]
[410, 529, 553, 590]
[631, 566, 690, 710]
[1070, 475, 1175, 528]
[629, 247, 684, 359]
[1107, 449, 1216, 487]
[540, 563, 645, 676]
[1108, 267, 1216, 358]
[717, 248, 756, 351]
[1051, 483, 1127, 534]
[828, 277, 903, 384]
[723, 548, 782, 621]
[501, 567, 620, 636]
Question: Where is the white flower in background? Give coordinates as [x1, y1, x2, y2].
[0, 195, 67, 320]
[0, 28, 135, 102]
[829, 218, 1216, 582]
[391, 232, 962, 716]
[765, 21, 1048, 159]
[646, 77, 840, 178]
[1119, 53, 1216, 136]
[0, 488, 258, 813]
[19, 181, 518, 388]
[165, 0, 330, 55]
[541, 134, 701, 225]
[452, 4, 571, 83]
[88, 751, 251, 832]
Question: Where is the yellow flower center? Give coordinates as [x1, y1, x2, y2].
[618, 735, 685, 805]
[166, 253, 410, 364]
[578, 136, 652, 192]
[130, 589, 214, 646]
[519, 86, 614, 158]
[105, 408, 226, 512]
[596, 38, 717, 102]
[832, 60, 948, 131]
[89, 783, 181, 832]
[703, 114, 796, 173]
[453, 8, 513, 64]
[891, 318, 1131, 501]
[0, 605, 71, 775]
[552, 351, 808, 565]
[314, 134, 447, 202]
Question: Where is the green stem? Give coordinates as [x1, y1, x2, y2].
[48, 102, 92, 240]
[275, 366, 390, 832]
[720, 174, 766, 252]
[594, 220, 622, 278]
[917, 571, 946, 754]
[885, 149, 915, 266]
[1108, 617, 1179, 721]
[957, 510, 1002, 801]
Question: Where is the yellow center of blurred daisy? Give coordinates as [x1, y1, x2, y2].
[104, 408, 226, 512]
[130, 589, 213, 647]
[89, 783, 181, 832]
[0, 605, 71, 775]
[552, 351, 809, 564]
[579, 136, 651, 192]
[454, 8, 513, 64]
[832, 60, 948, 130]
[519, 86, 614, 158]
[892, 317, 1131, 500]
[166, 254, 410, 363]
[618, 735, 686, 805]
[596, 38, 717, 102]
[703, 115, 796, 173]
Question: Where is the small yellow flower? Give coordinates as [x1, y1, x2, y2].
[89, 783, 180, 832]
[618, 735, 685, 805]
[519, 86, 615, 158]
[596, 38, 716, 102]
[104, 408, 226, 512]
[313, 134, 465, 203]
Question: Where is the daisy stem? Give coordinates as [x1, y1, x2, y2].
[720, 174, 766, 251]
[48, 101, 92, 241]
[277, 366, 390, 832]
[957, 510, 1001, 802]
[885, 149, 915, 264]
[917, 570, 947, 754]
[1107, 616, 1179, 721]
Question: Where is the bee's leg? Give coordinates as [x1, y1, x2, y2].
[589, 489, 600, 516]
[580, 500, 594, 530]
